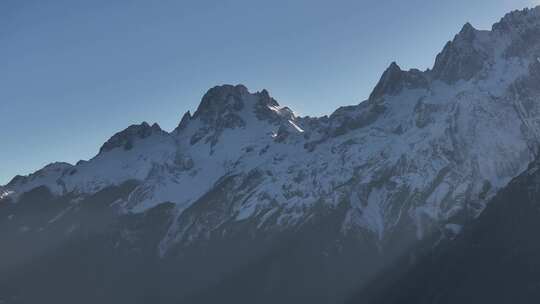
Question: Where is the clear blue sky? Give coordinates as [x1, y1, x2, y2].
[1, 0, 537, 184]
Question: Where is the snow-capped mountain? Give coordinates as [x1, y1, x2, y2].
[3, 6, 540, 304]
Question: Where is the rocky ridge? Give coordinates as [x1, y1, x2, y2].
[2, 7, 540, 304]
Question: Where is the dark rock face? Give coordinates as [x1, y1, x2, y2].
[176, 110, 192, 130]
[351, 158, 540, 304]
[431, 23, 488, 84]
[493, 7, 540, 58]
[193, 85, 248, 122]
[327, 101, 386, 137]
[369, 62, 429, 100]
[185, 84, 298, 147]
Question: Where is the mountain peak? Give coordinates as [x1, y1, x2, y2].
[369, 62, 403, 100]
[369, 62, 428, 100]
[459, 22, 476, 36]
[493, 6, 540, 32]
[176, 111, 192, 130]
[192, 84, 250, 120]
[99, 122, 164, 153]
[184, 84, 285, 124]
[6, 7, 540, 303]
[431, 23, 486, 84]
[175, 84, 297, 146]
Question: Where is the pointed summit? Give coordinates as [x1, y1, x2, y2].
[176, 111, 192, 131]
[456, 22, 478, 44]
[369, 62, 404, 100]
[369, 62, 428, 100]
[460, 22, 475, 34]
[387, 61, 402, 74]
[431, 22, 486, 83]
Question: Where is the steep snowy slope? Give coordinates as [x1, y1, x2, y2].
[5, 7, 540, 249]
[2, 6, 540, 304]
[353, 152, 540, 304]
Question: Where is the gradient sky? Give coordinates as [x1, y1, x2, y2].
[1, 0, 538, 184]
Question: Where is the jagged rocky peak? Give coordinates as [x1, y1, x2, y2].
[431, 6, 540, 83]
[254, 88, 296, 123]
[493, 6, 540, 34]
[99, 121, 164, 153]
[431, 22, 489, 84]
[459, 22, 477, 41]
[191, 84, 286, 121]
[493, 6, 540, 58]
[176, 84, 298, 146]
[192, 84, 250, 120]
[369, 62, 428, 100]
[177, 84, 295, 134]
[370, 7, 540, 96]
[369, 22, 493, 98]
[176, 110, 192, 130]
